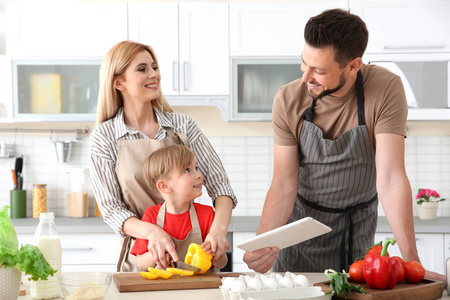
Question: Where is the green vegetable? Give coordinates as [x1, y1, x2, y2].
[0, 206, 56, 281]
[324, 269, 366, 299]
[17, 244, 56, 281]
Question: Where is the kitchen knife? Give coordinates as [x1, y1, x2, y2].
[173, 261, 201, 273]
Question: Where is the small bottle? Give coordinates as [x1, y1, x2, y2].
[32, 184, 47, 218]
[30, 212, 62, 299]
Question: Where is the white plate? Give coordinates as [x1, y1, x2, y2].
[236, 217, 332, 252]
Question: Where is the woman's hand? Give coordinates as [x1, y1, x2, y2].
[243, 247, 279, 273]
[201, 229, 229, 266]
[146, 225, 178, 269]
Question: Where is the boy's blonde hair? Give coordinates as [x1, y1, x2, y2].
[96, 40, 173, 125]
[143, 145, 196, 193]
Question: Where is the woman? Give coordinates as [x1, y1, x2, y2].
[89, 41, 237, 272]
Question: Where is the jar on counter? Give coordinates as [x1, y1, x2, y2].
[32, 184, 47, 218]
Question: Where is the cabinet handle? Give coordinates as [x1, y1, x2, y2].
[182, 61, 189, 91]
[173, 62, 178, 91]
[62, 247, 93, 251]
[383, 45, 445, 50]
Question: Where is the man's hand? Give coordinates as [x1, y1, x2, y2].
[243, 247, 279, 273]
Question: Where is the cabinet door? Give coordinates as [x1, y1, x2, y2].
[6, 2, 127, 57]
[17, 233, 121, 271]
[179, 2, 229, 95]
[232, 232, 256, 272]
[445, 234, 450, 264]
[128, 2, 179, 96]
[375, 233, 445, 274]
[351, 0, 450, 54]
[229, 1, 347, 56]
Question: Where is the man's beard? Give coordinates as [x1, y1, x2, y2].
[309, 72, 346, 100]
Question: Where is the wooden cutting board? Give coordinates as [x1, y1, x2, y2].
[113, 271, 242, 293]
[314, 279, 446, 299]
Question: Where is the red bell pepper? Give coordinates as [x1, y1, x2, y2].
[363, 239, 399, 289]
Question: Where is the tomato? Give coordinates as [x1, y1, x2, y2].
[391, 256, 405, 265]
[397, 263, 405, 283]
[403, 261, 425, 283]
[349, 260, 365, 283]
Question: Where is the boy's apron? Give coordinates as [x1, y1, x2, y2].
[273, 70, 378, 272]
[115, 127, 189, 272]
[156, 202, 203, 262]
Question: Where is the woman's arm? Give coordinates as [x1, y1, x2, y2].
[201, 195, 233, 265]
[123, 217, 177, 269]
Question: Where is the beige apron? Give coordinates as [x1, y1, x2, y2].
[156, 202, 203, 262]
[115, 127, 189, 272]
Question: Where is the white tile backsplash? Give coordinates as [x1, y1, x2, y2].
[1, 134, 449, 218]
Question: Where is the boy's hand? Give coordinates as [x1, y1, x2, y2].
[201, 231, 229, 260]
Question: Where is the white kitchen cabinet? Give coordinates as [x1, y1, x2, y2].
[232, 231, 256, 272]
[351, 0, 450, 54]
[17, 233, 121, 272]
[128, 2, 229, 97]
[445, 234, 450, 264]
[375, 232, 445, 274]
[229, 1, 347, 56]
[5, 1, 127, 57]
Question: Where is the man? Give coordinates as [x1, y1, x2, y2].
[243, 8, 445, 282]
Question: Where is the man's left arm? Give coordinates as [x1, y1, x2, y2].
[376, 133, 446, 282]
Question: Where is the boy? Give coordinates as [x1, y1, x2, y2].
[130, 144, 228, 271]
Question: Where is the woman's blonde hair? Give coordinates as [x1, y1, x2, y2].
[143, 145, 195, 193]
[96, 40, 173, 125]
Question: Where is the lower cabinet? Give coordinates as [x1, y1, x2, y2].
[445, 234, 450, 265]
[17, 233, 121, 272]
[375, 232, 445, 274]
[232, 232, 256, 272]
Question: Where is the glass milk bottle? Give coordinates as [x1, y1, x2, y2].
[30, 212, 62, 299]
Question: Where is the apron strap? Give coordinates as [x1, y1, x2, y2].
[297, 193, 378, 271]
[302, 98, 318, 122]
[356, 70, 366, 126]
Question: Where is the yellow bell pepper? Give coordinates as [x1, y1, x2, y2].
[165, 268, 194, 276]
[148, 267, 173, 279]
[184, 243, 212, 275]
[140, 271, 158, 280]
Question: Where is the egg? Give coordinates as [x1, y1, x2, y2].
[285, 271, 295, 280]
[247, 277, 263, 291]
[221, 277, 235, 290]
[278, 276, 294, 289]
[262, 277, 278, 290]
[273, 273, 282, 282]
[230, 279, 246, 293]
[259, 274, 269, 282]
[293, 274, 309, 288]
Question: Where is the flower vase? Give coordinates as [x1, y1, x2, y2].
[0, 266, 21, 300]
[417, 202, 439, 220]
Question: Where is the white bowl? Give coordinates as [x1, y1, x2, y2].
[59, 272, 112, 300]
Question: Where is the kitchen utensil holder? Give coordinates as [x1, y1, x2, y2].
[10, 189, 27, 218]
[54, 141, 73, 163]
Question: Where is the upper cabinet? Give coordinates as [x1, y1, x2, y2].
[128, 2, 229, 97]
[5, 2, 128, 57]
[229, 1, 348, 56]
[351, 0, 450, 54]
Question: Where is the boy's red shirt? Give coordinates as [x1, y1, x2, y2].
[130, 202, 215, 256]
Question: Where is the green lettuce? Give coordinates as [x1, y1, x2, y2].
[17, 244, 56, 281]
[0, 206, 56, 281]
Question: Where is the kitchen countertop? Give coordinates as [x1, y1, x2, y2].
[11, 216, 450, 234]
[18, 272, 450, 300]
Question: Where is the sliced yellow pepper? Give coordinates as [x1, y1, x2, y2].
[148, 267, 173, 279]
[165, 268, 194, 276]
[184, 243, 212, 275]
[140, 271, 158, 280]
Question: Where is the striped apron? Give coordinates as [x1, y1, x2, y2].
[273, 70, 378, 272]
[115, 127, 189, 272]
